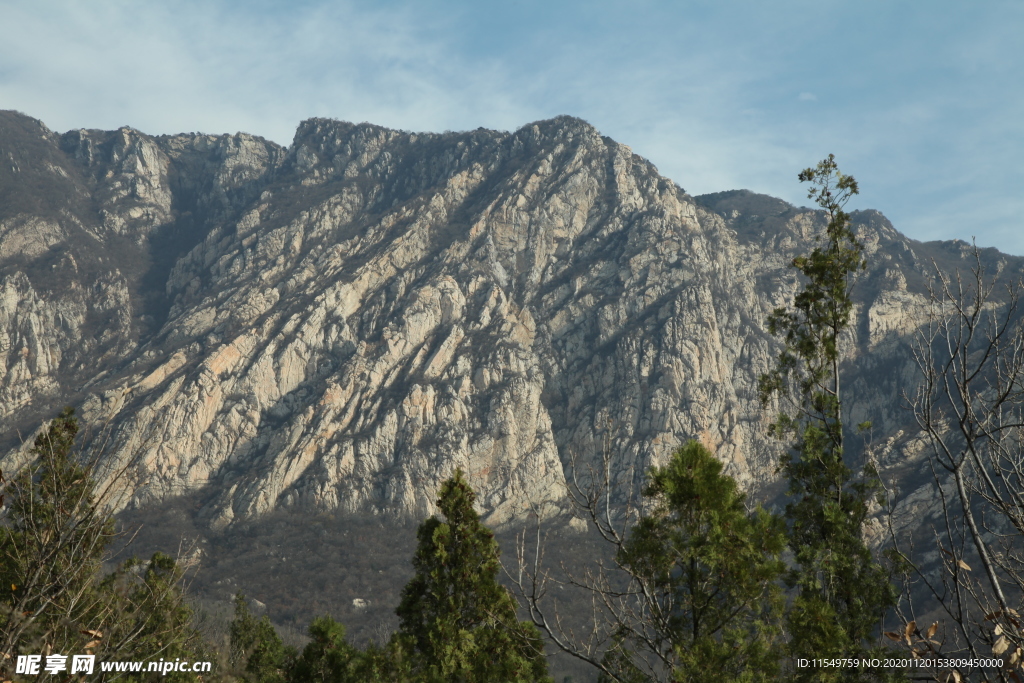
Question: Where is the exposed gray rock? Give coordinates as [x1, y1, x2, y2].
[1, 110, 1021, 533]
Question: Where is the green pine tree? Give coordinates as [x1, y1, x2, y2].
[614, 441, 786, 683]
[0, 407, 207, 679]
[230, 592, 295, 683]
[229, 594, 415, 683]
[99, 551, 210, 682]
[288, 616, 360, 683]
[348, 637, 414, 683]
[758, 156, 901, 681]
[395, 469, 552, 683]
[0, 407, 113, 660]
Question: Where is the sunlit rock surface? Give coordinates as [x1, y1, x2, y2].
[2, 109, 1021, 531]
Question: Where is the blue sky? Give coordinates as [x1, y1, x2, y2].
[2, 0, 1022, 254]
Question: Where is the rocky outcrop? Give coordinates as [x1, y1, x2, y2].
[1, 110, 1021, 530]
[0, 111, 283, 432]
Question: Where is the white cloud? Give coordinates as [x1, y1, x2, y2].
[0, 0, 538, 143]
[0, 0, 1021, 255]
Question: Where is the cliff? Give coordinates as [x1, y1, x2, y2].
[2, 109, 1019, 532]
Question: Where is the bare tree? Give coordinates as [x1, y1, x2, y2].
[509, 435, 656, 682]
[889, 246, 1024, 681]
[509, 435, 786, 683]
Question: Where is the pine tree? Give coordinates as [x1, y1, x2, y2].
[230, 592, 295, 683]
[98, 551, 210, 682]
[614, 441, 786, 683]
[0, 408, 206, 678]
[395, 469, 552, 683]
[348, 637, 413, 683]
[759, 155, 900, 681]
[288, 616, 360, 683]
[0, 407, 113, 660]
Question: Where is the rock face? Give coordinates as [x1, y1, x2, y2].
[1, 109, 1021, 530]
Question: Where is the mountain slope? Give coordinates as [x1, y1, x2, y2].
[2, 110, 1021, 532]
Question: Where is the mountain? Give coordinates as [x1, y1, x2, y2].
[2, 109, 1020, 540]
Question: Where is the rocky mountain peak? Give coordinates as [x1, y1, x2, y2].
[2, 110, 1021, 534]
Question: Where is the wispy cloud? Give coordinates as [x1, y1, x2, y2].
[0, 0, 538, 142]
[1, 0, 1021, 255]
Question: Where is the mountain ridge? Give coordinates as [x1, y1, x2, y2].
[2, 109, 1021, 536]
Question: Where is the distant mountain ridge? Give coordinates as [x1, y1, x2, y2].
[1, 109, 1020, 533]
